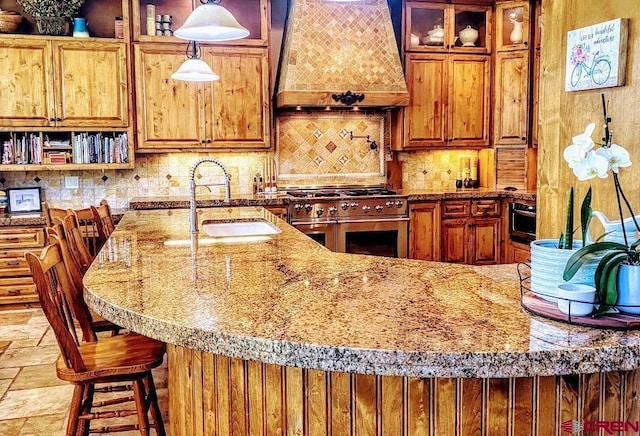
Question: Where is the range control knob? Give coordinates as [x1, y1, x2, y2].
[375, 205, 384, 212]
[386, 200, 394, 208]
[395, 200, 404, 208]
[329, 206, 338, 215]
[294, 204, 303, 212]
[316, 207, 325, 217]
[350, 201, 359, 209]
[362, 205, 371, 213]
[340, 202, 349, 210]
[304, 203, 313, 212]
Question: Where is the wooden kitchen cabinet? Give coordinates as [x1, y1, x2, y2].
[0, 226, 45, 305]
[493, 51, 530, 145]
[134, 44, 270, 151]
[404, 53, 490, 148]
[495, 1, 531, 52]
[441, 199, 501, 265]
[0, 37, 129, 129]
[409, 201, 440, 261]
[130, 0, 269, 46]
[0, 36, 134, 170]
[405, 2, 491, 54]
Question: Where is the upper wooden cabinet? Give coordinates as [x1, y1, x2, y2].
[495, 1, 531, 52]
[404, 53, 490, 148]
[130, 0, 269, 46]
[405, 2, 492, 54]
[0, 37, 129, 129]
[134, 44, 270, 151]
[493, 51, 529, 145]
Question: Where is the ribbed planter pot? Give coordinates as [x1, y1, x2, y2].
[35, 17, 67, 36]
[529, 239, 602, 302]
[616, 264, 640, 314]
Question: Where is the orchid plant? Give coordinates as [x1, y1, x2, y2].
[563, 94, 640, 314]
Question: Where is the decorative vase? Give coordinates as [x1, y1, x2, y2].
[72, 17, 89, 38]
[616, 264, 640, 314]
[509, 21, 523, 44]
[529, 239, 603, 302]
[36, 17, 67, 36]
[459, 25, 479, 47]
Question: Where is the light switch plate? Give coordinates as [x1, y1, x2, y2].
[64, 176, 79, 189]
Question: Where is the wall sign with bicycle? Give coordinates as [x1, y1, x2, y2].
[565, 18, 629, 92]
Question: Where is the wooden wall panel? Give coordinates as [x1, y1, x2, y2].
[168, 346, 640, 436]
[538, 0, 640, 238]
[512, 377, 534, 436]
[307, 369, 328, 436]
[380, 376, 403, 436]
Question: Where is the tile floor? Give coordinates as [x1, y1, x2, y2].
[0, 306, 169, 435]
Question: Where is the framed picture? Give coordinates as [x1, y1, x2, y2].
[565, 18, 629, 92]
[6, 187, 42, 214]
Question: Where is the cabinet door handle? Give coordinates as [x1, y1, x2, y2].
[8, 289, 21, 296]
[206, 139, 211, 143]
[49, 118, 56, 122]
[7, 260, 20, 266]
[56, 117, 62, 122]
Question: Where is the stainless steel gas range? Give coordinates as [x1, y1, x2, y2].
[286, 187, 408, 258]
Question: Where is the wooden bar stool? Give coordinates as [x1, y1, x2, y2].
[90, 199, 116, 249]
[26, 243, 166, 436]
[49, 222, 121, 337]
[43, 202, 102, 256]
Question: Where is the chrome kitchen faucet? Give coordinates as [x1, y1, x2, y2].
[189, 158, 231, 233]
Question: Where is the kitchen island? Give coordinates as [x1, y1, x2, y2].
[84, 207, 640, 435]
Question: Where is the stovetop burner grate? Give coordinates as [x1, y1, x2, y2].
[286, 187, 397, 198]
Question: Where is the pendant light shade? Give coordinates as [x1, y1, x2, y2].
[171, 59, 220, 82]
[174, 3, 250, 42]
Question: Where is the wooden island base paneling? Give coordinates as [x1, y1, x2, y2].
[168, 345, 640, 435]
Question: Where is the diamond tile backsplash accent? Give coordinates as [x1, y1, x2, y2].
[276, 113, 385, 186]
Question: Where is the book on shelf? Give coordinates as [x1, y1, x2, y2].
[0, 134, 42, 165]
[73, 132, 128, 164]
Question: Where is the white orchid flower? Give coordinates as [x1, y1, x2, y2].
[595, 143, 632, 173]
[564, 123, 596, 168]
[571, 150, 609, 181]
[563, 144, 587, 168]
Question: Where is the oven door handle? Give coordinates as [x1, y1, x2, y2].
[337, 217, 409, 224]
[513, 210, 537, 219]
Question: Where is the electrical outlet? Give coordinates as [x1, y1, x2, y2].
[64, 176, 79, 189]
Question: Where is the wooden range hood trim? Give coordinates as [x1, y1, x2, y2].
[276, 90, 410, 108]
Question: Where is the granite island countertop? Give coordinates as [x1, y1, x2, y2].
[82, 206, 640, 379]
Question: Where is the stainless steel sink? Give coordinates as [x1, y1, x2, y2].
[201, 218, 281, 238]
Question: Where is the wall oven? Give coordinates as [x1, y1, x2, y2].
[288, 188, 409, 258]
[509, 201, 537, 243]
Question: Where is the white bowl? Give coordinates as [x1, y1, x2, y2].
[556, 283, 596, 317]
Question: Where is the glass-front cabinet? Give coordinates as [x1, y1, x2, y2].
[130, 0, 268, 46]
[405, 2, 491, 54]
[495, 1, 530, 51]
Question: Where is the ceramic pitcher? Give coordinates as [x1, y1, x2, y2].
[591, 211, 640, 245]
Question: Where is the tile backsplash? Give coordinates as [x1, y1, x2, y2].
[399, 149, 481, 191]
[276, 112, 386, 187]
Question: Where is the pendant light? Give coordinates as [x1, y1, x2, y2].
[171, 41, 220, 82]
[174, 0, 250, 42]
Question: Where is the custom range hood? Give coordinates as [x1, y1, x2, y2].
[276, 0, 409, 108]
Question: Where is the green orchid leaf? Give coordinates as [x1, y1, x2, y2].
[594, 251, 627, 294]
[562, 241, 628, 281]
[631, 240, 640, 250]
[580, 187, 592, 246]
[558, 233, 565, 249]
[595, 253, 627, 304]
[564, 187, 574, 250]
